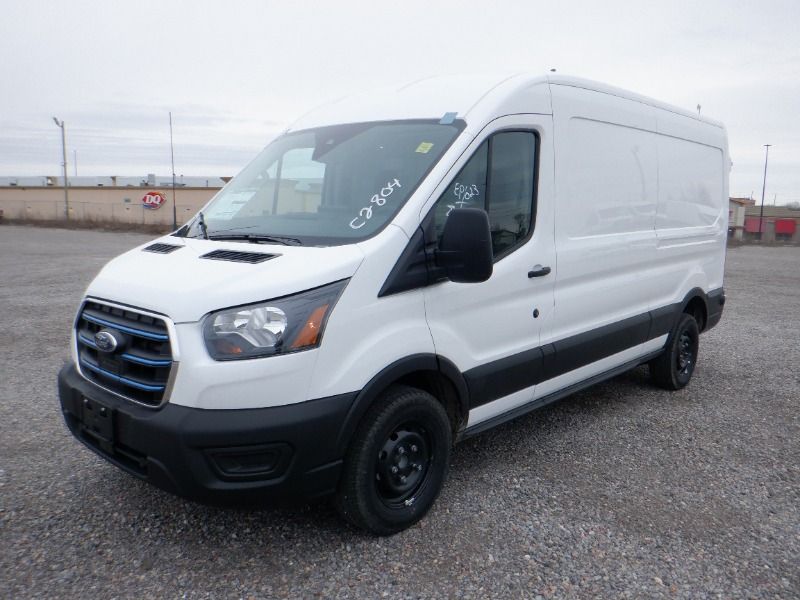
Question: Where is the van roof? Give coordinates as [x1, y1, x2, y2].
[287, 73, 724, 132]
[546, 74, 724, 128]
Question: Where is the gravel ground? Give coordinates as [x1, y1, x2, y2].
[0, 224, 798, 599]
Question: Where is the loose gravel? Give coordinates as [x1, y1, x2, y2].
[0, 225, 798, 599]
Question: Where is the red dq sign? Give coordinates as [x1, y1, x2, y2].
[142, 191, 167, 210]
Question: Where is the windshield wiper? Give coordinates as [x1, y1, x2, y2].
[206, 233, 303, 246]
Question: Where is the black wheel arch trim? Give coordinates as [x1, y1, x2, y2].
[681, 286, 708, 318]
[334, 353, 469, 456]
[677, 286, 725, 333]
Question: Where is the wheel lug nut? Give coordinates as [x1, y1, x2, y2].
[397, 447, 405, 455]
[410, 444, 418, 453]
[400, 475, 407, 483]
[416, 464, 423, 471]
[391, 466, 398, 474]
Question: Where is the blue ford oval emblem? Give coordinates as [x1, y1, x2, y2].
[94, 330, 119, 353]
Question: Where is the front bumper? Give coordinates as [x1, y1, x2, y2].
[58, 363, 356, 505]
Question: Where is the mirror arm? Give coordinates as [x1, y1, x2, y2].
[422, 244, 447, 282]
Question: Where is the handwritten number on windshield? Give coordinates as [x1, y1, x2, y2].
[349, 179, 402, 229]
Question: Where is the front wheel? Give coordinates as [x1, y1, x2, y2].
[334, 385, 452, 535]
[649, 313, 700, 390]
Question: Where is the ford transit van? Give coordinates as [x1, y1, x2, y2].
[58, 74, 728, 534]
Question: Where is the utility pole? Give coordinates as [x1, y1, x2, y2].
[52, 117, 70, 219]
[73, 150, 78, 176]
[169, 112, 178, 230]
[758, 144, 771, 241]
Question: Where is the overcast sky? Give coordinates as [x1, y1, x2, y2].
[1, 0, 798, 203]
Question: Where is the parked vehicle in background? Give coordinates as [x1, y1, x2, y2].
[58, 73, 728, 535]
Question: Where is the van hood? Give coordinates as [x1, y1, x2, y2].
[85, 236, 366, 323]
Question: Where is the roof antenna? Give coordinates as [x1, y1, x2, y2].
[550, 68, 557, 72]
[697, 104, 701, 115]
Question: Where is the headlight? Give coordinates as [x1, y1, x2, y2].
[203, 280, 347, 360]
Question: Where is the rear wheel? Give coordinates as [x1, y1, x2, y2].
[649, 313, 700, 390]
[334, 385, 451, 536]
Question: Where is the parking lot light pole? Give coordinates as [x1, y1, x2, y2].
[758, 144, 771, 241]
[52, 117, 70, 220]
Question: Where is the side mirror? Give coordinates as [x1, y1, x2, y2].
[436, 208, 493, 283]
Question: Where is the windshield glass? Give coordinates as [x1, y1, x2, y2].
[187, 120, 464, 245]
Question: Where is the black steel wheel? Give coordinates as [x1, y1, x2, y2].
[375, 424, 433, 509]
[649, 313, 700, 390]
[334, 385, 451, 536]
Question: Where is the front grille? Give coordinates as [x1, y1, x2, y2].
[76, 300, 173, 407]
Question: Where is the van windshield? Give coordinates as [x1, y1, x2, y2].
[187, 120, 464, 245]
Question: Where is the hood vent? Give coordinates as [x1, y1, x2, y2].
[143, 243, 182, 254]
[200, 249, 278, 264]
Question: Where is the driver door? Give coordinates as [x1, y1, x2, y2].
[421, 114, 555, 427]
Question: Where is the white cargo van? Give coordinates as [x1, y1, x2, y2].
[59, 74, 728, 535]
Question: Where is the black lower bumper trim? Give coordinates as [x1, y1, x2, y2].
[705, 287, 725, 332]
[58, 363, 356, 506]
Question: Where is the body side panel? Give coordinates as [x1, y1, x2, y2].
[650, 110, 728, 307]
[548, 84, 659, 347]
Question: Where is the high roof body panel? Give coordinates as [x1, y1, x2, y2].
[546, 74, 725, 129]
[287, 73, 724, 133]
[287, 73, 552, 132]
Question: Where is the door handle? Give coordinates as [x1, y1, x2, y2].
[528, 265, 551, 278]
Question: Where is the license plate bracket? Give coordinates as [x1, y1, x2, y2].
[80, 396, 115, 453]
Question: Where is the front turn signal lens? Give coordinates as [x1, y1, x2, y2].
[290, 304, 330, 349]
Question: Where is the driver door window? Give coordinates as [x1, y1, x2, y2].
[433, 131, 537, 258]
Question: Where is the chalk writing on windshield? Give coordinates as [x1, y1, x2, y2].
[349, 178, 402, 230]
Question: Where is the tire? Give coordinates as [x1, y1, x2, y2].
[334, 385, 452, 536]
[649, 312, 700, 390]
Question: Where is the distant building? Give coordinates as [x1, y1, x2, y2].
[0, 175, 229, 226]
[0, 174, 229, 188]
[743, 205, 800, 243]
